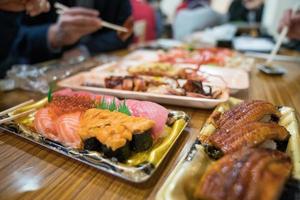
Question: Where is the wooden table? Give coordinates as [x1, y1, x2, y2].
[0, 55, 299, 200]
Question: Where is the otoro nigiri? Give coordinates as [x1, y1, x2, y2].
[124, 100, 169, 139]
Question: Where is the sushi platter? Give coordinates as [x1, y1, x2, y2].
[0, 89, 190, 182]
[58, 60, 248, 109]
[122, 48, 255, 71]
[58, 47, 253, 109]
[156, 98, 300, 200]
[90, 61, 249, 93]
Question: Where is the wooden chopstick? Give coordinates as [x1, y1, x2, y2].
[101, 21, 128, 33]
[54, 2, 128, 33]
[54, 2, 69, 11]
[0, 99, 34, 117]
[0, 108, 36, 125]
[266, 27, 288, 65]
[266, 4, 300, 65]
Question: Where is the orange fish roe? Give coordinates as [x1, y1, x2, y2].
[48, 95, 97, 116]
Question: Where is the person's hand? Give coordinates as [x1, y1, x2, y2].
[243, 0, 264, 10]
[48, 7, 102, 49]
[278, 9, 300, 40]
[25, 0, 50, 16]
[117, 16, 134, 41]
[62, 47, 89, 61]
[0, 0, 50, 16]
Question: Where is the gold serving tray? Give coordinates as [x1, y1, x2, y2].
[0, 97, 190, 183]
[156, 98, 300, 200]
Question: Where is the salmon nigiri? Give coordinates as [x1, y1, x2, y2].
[34, 107, 59, 141]
[55, 112, 83, 149]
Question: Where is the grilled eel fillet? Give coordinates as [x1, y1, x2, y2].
[209, 122, 290, 154]
[194, 148, 292, 200]
[215, 100, 281, 130]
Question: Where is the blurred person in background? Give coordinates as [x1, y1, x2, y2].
[148, 0, 164, 38]
[130, 0, 157, 42]
[0, 0, 50, 78]
[228, 0, 264, 23]
[278, 9, 300, 51]
[8, 0, 133, 66]
[172, 0, 224, 40]
[279, 9, 300, 40]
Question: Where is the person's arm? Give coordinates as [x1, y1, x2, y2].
[0, 0, 50, 77]
[12, 6, 103, 64]
[0, 0, 49, 16]
[10, 1, 63, 64]
[80, 31, 132, 54]
[0, 11, 22, 78]
[0, 11, 21, 60]
[11, 22, 61, 64]
[80, 0, 133, 54]
[0, 0, 51, 64]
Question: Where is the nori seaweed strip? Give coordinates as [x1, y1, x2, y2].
[84, 137, 102, 152]
[83, 137, 132, 162]
[101, 142, 131, 162]
[130, 130, 153, 152]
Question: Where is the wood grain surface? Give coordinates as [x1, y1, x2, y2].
[0, 54, 299, 200]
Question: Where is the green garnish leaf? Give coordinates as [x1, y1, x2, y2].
[117, 100, 131, 116]
[96, 98, 108, 110]
[187, 46, 194, 52]
[101, 99, 108, 110]
[47, 82, 55, 103]
[108, 98, 117, 111]
[95, 98, 131, 116]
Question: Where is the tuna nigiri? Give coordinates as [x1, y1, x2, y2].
[124, 100, 169, 139]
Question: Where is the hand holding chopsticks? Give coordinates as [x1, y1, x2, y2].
[266, 5, 300, 65]
[49, 2, 129, 49]
[49, 5, 102, 49]
[0, 100, 36, 125]
[54, 2, 128, 33]
[259, 5, 300, 75]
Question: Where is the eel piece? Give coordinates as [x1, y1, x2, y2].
[209, 122, 289, 154]
[216, 100, 280, 130]
[194, 148, 292, 200]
